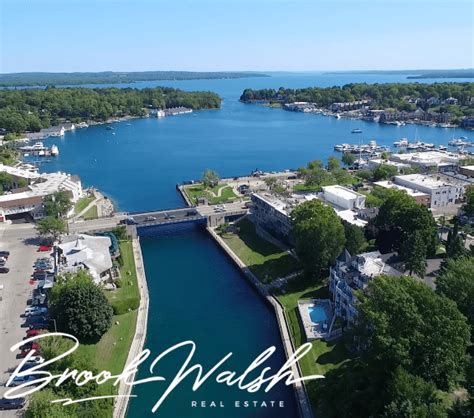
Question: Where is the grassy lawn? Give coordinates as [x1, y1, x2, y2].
[83, 205, 98, 220]
[74, 195, 95, 214]
[76, 240, 140, 383]
[275, 276, 351, 412]
[184, 183, 239, 205]
[220, 218, 300, 283]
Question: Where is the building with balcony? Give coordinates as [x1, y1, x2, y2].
[329, 250, 401, 325]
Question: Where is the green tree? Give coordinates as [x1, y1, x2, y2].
[342, 152, 356, 166]
[375, 190, 437, 257]
[356, 275, 470, 390]
[49, 270, 113, 342]
[463, 186, 474, 216]
[26, 389, 72, 418]
[344, 222, 367, 255]
[291, 200, 345, 275]
[436, 257, 474, 335]
[43, 191, 72, 218]
[373, 164, 398, 181]
[401, 230, 427, 277]
[445, 219, 467, 260]
[327, 156, 341, 171]
[382, 367, 447, 418]
[202, 169, 220, 188]
[36, 216, 67, 241]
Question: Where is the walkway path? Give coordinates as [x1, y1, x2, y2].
[113, 235, 150, 418]
[208, 227, 314, 418]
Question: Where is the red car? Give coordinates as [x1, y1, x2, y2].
[38, 245, 52, 252]
[26, 329, 41, 338]
[19, 344, 41, 358]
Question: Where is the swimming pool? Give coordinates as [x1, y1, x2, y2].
[308, 305, 328, 324]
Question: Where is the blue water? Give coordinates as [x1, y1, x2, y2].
[308, 306, 328, 324]
[32, 73, 472, 418]
[38, 73, 471, 212]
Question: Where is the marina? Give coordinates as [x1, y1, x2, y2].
[18, 142, 59, 157]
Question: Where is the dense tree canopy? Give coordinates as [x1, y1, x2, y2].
[202, 169, 220, 188]
[240, 82, 474, 117]
[291, 199, 345, 275]
[356, 275, 470, 390]
[49, 270, 113, 341]
[374, 190, 438, 257]
[436, 257, 474, 336]
[36, 216, 67, 241]
[464, 186, 474, 216]
[0, 87, 221, 133]
[343, 222, 367, 255]
[43, 191, 73, 218]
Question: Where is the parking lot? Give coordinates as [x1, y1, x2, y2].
[0, 223, 45, 415]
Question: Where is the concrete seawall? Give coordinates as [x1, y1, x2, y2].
[113, 236, 150, 418]
[207, 227, 314, 418]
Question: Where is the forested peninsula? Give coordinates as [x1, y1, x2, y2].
[0, 87, 221, 133]
[0, 71, 268, 87]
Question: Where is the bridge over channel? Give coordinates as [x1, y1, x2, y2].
[128, 202, 248, 228]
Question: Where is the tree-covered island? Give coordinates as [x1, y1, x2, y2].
[240, 82, 474, 127]
[0, 87, 221, 133]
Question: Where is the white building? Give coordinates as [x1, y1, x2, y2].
[374, 180, 431, 207]
[58, 234, 113, 285]
[394, 174, 464, 208]
[368, 158, 411, 173]
[329, 250, 400, 325]
[0, 165, 82, 221]
[390, 151, 459, 172]
[322, 185, 366, 210]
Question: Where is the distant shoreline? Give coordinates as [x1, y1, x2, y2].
[0, 71, 269, 88]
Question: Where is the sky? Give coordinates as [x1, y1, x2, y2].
[0, 0, 473, 73]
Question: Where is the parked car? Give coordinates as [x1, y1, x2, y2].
[28, 323, 48, 331]
[8, 375, 39, 386]
[20, 342, 41, 352]
[26, 329, 42, 338]
[145, 216, 157, 222]
[25, 306, 47, 315]
[38, 245, 52, 252]
[0, 267, 10, 273]
[19, 348, 41, 358]
[0, 250, 10, 258]
[0, 397, 26, 410]
[164, 214, 176, 220]
[25, 355, 44, 364]
[121, 217, 137, 225]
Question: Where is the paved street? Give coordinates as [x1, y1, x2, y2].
[0, 223, 43, 416]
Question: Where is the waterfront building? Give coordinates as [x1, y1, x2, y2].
[368, 158, 411, 172]
[283, 102, 318, 113]
[374, 180, 431, 207]
[329, 99, 371, 112]
[40, 126, 65, 137]
[390, 150, 459, 172]
[0, 164, 82, 221]
[393, 173, 465, 208]
[459, 165, 474, 178]
[57, 234, 114, 285]
[329, 250, 400, 325]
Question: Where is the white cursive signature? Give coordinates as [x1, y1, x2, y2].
[5, 332, 324, 412]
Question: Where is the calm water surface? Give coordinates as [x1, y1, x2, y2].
[35, 73, 471, 418]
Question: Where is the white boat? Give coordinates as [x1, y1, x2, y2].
[393, 138, 409, 147]
[51, 145, 59, 156]
[351, 128, 363, 133]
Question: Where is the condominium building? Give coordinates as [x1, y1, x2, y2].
[329, 250, 400, 325]
[393, 174, 465, 208]
[374, 180, 431, 207]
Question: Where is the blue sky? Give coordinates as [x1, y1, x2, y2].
[0, 0, 472, 73]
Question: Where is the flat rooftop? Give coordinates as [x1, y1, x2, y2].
[395, 174, 457, 190]
[374, 180, 430, 197]
[322, 185, 364, 201]
[391, 151, 459, 166]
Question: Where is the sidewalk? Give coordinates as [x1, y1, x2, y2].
[113, 236, 149, 418]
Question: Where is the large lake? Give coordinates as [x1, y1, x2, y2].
[36, 73, 471, 418]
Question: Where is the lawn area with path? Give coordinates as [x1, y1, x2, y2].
[74, 195, 95, 214]
[83, 205, 98, 220]
[184, 183, 239, 205]
[220, 218, 300, 283]
[76, 240, 140, 380]
[276, 276, 351, 413]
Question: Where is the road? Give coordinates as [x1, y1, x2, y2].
[0, 224, 42, 416]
